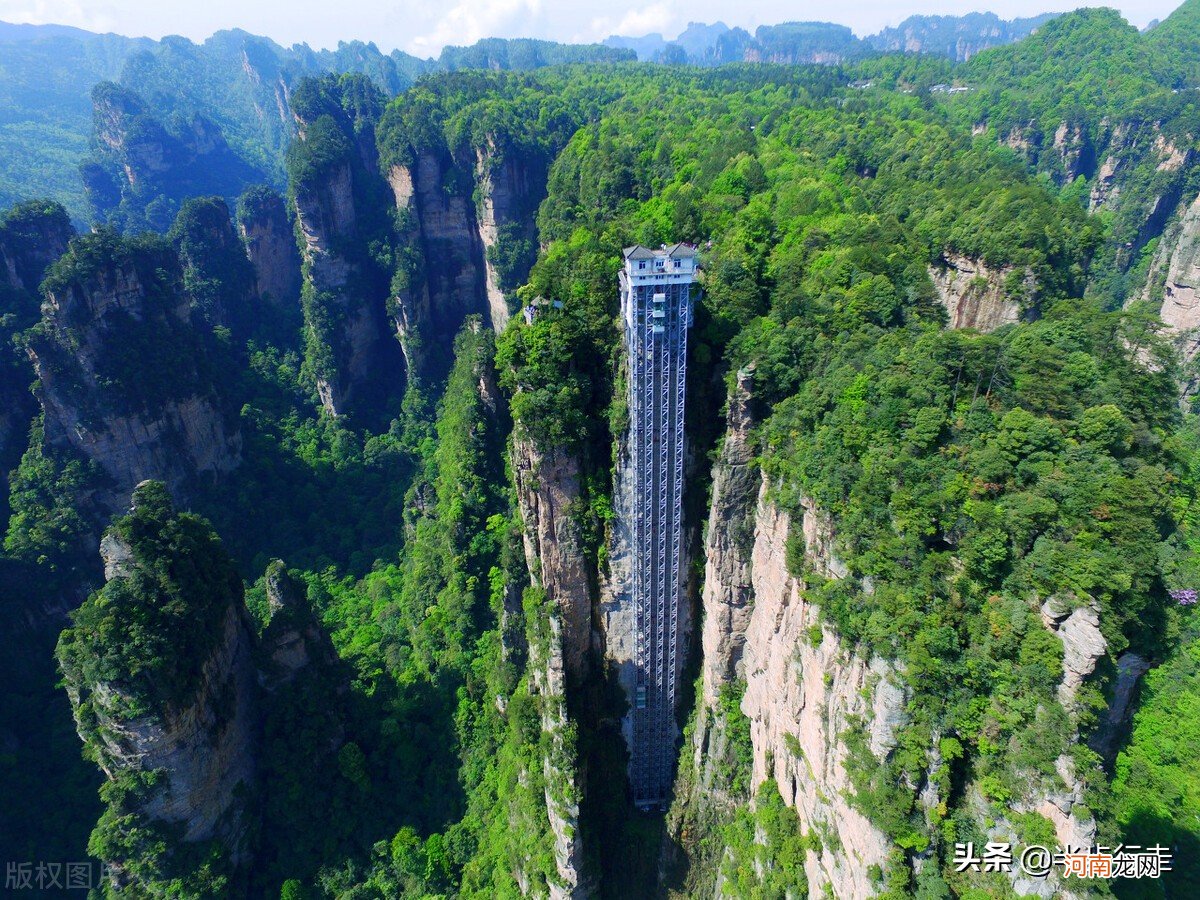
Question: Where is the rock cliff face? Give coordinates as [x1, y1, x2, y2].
[1142, 190, 1200, 367]
[0, 206, 74, 293]
[1090, 651, 1151, 762]
[58, 485, 259, 879]
[741, 488, 904, 898]
[929, 252, 1025, 331]
[530, 611, 588, 900]
[1051, 122, 1094, 185]
[970, 591, 1121, 900]
[867, 12, 1055, 61]
[1041, 595, 1106, 706]
[292, 153, 402, 417]
[1088, 122, 1131, 212]
[82, 81, 266, 230]
[697, 370, 759, 707]
[258, 560, 340, 691]
[668, 373, 764, 891]
[513, 436, 593, 681]
[386, 142, 542, 378]
[511, 437, 590, 897]
[386, 150, 487, 380]
[291, 99, 405, 420]
[989, 115, 1196, 287]
[171, 196, 260, 335]
[236, 187, 302, 311]
[673, 376, 906, 899]
[27, 235, 240, 515]
[599, 424, 638, 745]
[0, 203, 75, 476]
[87, 594, 259, 856]
[475, 144, 537, 332]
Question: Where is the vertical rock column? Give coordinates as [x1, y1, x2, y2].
[57, 483, 260, 887]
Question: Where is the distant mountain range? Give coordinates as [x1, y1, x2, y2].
[604, 12, 1059, 66]
[0, 11, 1057, 221]
[0, 24, 629, 219]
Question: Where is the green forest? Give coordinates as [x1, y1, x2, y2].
[2, 3, 1200, 899]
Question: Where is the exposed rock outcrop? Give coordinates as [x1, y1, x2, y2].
[293, 157, 400, 417]
[668, 374, 760, 892]
[474, 143, 541, 332]
[977, 753, 1096, 900]
[170, 196, 259, 334]
[698, 369, 759, 707]
[82, 81, 267, 230]
[0, 202, 74, 472]
[1051, 122, 1094, 185]
[385, 150, 487, 382]
[866, 12, 1056, 61]
[513, 436, 592, 680]
[236, 186, 302, 310]
[1090, 652, 1152, 761]
[929, 252, 1026, 331]
[974, 591, 1110, 899]
[1089, 153, 1123, 212]
[26, 232, 240, 515]
[1000, 120, 1039, 164]
[530, 611, 588, 900]
[511, 433, 590, 896]
[0, 203, 74, 292]
[1040, 595, 1106, 707]
[600, 423, 638, 740]
[1142, 190, 1200, 366]
[88, 599, 259, 852]
[741, 487, 903, 898]
[671, 366, 911, 898]
[58, 484, 259, 883]
[258, 560, 339, 691]
[385, 138, 547, 381]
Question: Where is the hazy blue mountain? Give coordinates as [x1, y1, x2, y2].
[604, 10, 1060, 68]
[0, 10, 1061, 224]
[0, 25, 621, 221]
[867, 11, 1058, 61]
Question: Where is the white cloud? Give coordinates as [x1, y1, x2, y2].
[0, 0, 118, 33]
[406, 0, 547, 55]
[586, 1, 677, 40]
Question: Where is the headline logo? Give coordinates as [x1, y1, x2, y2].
[953, 842, 1173, 880]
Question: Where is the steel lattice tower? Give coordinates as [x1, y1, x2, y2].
[620, 243, 696, 809]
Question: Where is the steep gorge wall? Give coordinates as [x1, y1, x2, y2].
[929, 252, 1026, 331]
[512, 435, 591, 897]
[672, 375, 905, 899]
[386, 149, 487, 379]
[530, 610, 588, 900]
[27, 242, 240, 516]
[1141, 190, 1200, 369]
[512, 437, 593, 683]
[386, 141, 544, 379]
[474, 143, 542, 332]
[0, 206, 74, 476]
[236, 187, 302, 310]
[293, 154, 401, 417]
[995, 116, 1196, 283]
[671, 370, 1162, 899]
[741, 488, 904, 899]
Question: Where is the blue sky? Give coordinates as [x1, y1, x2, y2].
[0, 1, 1183, 56]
